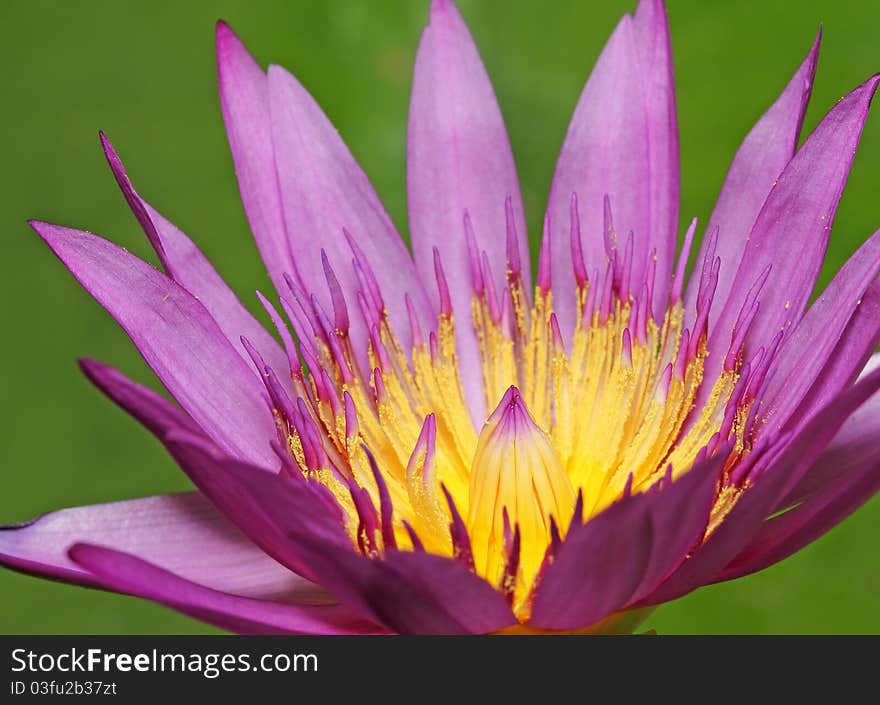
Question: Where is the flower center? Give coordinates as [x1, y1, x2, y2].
[271, 213, 755, 620]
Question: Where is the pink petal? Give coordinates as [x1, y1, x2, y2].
[759, 228, 880, 432]
[408, 0, 528, 420]
[529, 451, 725, 631]
[31, 222, 277, 468]
[69, 543, 385, 635]
[685, 32, 820, 329]
[0, 492, 322, 605]
[633, 0, 680, 316]
[545, 4, 678, 338]
[267, 62, 432, 362]
[216, 22, 295, 292]
[706, 75, 879, 375]
[100, 133, 289, 377]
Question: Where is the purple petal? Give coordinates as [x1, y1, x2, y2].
[706, 75, 879, 373]
[718, 372, 880, 581]
[282, 533, 518, 633]
[267, 62, 433, 362]
[408, 0, 528, 420]
[267, 534, 517, 634]
[79, 358, 199, 438]
[529, 452, 726, 631]
[165, 434, 516, 634]
[79, 358, 344, 582]
[216, 21, 295, 292]
[759, 228, 880, 432]
[632, 0, 680, 316]
[685, 32, 820, 328]
[795, 280, 880, 423]
[0, 492, 323, 605]
[69, 543, 384, 635]
[369, 550, 517, 634]
[100, 133, 289, 377]
[31, 221, 277, 468]
[777, 352, 880, 509]
[164, 434, 346, 584]
[546, 6, 677, 338]
[640, 364, 880, 606]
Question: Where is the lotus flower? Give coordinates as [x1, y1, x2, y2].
[2, 0, 879, 635]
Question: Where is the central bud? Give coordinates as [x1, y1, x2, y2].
[467, 386, 576, 597]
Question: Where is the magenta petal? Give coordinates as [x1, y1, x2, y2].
[759, 228, 880, 432]
[69, 544, 384, 635]
[216, 21, 296, 292]
[31, 222, 276, 468]
[267, 63, 432, 363]
[685, 32, 819, 329]
[169, 433, 348, 584]
[79, 358, 199, 438]
[0, 492, 322, 604]
[777, 353, 880, 509]
[707, 75, 879, 371]
[640, 365, 880, 606]
[546, 5, 677, 338]
[100, 133, 289, 377]
[165, 435, 516, 634]
[362, 550, 518, 634]
[795, 280, 880, 423]
[79, 358, 343, 582]
[284, 539, 517, 634]
[529, 452, 725, 630]
[719, 373, 880, 581]
[408, 0, 528, 420]
[717, 460, 880, 584]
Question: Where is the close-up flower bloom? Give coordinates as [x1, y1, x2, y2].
[2, 0, 879, 634]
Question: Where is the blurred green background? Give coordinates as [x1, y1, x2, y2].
[1, 0, 878, 634]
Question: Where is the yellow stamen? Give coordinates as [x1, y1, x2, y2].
[283, 279, 745, 625]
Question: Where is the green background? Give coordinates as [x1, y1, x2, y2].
[1, 0, 878, 634]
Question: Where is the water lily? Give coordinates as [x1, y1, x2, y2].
[2, 0, 879, 635]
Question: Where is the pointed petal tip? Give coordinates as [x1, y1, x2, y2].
[98, 132, 126, 174]
[76, 357, 106, 379]
[501, 384, 521, 406]
[800, 28, 821, 90]
[215, 21, 243, 61]
[216, 20, 258, 71]
[215, 18, 236, 44]
[28, 219, 63, 243]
